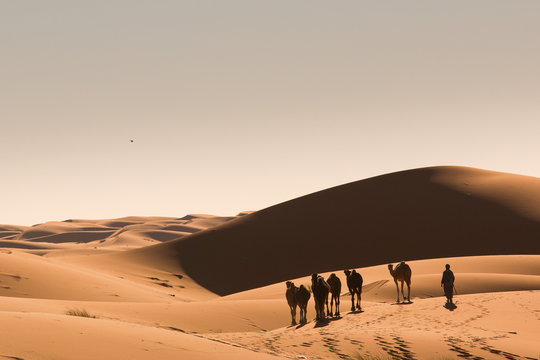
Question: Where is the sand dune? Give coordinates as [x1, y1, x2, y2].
[121, 166, 540, 295]
[212, 290, 540, 360]
[221, 255, 540, 302]
[0, 214, 236, 251]
[0, 166, 539, 359]
[0, 312, 284, 360]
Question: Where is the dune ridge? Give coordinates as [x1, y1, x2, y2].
[0, 214, 238, 251]
[129, 166, 540, 295]
[1, 166, 539, 359]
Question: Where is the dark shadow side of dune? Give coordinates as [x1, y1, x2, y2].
[131, 166, 540, 295]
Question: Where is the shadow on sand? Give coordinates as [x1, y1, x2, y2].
[312, 315, 343, 328]
[313, 319, 330, 328]
[444, 302, 457, 311]
[391, 301, 414, 306]
[347, 309, 364, 315]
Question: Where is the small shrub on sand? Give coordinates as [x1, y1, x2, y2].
[65, 308, 97, 318]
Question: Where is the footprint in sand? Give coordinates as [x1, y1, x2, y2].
[348, 338, 364, 350]
[479, 344, 532, 360]
[445, 337, 485, 360]
[391, 335, 416, 359]
[262, 334, 282, 354]
[374, 335, 417, 360]
[321, 336, 351, 359]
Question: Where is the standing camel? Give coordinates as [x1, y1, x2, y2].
[326, 273, 341, 317]
[285, 281, 298, 325]
[344, 269, 363, 311]
[388, 261, 412, 303]
[296, 284, 311, 324]
[311, 273, 330, 322]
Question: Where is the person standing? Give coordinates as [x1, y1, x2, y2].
[441, 264, 455, 304]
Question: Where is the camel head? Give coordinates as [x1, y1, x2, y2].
[344, 269, 351, 277]
[311, 273, 318, 282]
[388, 264, 394, 274]
[286, 281, 294, 289]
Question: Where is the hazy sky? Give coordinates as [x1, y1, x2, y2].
[2, 1, 540, 225]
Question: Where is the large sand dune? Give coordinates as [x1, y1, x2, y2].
[132, 166, 540, 295]
[0, 166, 539, 360]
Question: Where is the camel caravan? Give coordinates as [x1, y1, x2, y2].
[285, 261, 413, 325]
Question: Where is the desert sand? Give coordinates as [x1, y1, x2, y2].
[0, 166, 539, 359]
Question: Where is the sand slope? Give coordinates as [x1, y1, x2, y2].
[213, 290, 540, 360]
[123, 166, 540, 295]
[0, 214, 237, 254]
[0, 166, 539, 359]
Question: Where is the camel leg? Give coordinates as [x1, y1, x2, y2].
[394, 279, 400, 303]
[290, 305, 297, 325]
[336, 294, 340, 316]
[406, 281, 411, 302]
[357, 290, 362, 311]
[350, 291, 356, 311]
[316, 299, 323, 321]
[326, 296, 331, 317]
[401, 281, 405, 303]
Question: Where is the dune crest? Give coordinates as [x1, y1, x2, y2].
[1, 166, 539, 359]
[132, 166, 540, 295]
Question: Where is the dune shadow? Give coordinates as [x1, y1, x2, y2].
[295, 322, 308, 329]
[173, 167, 540, 296]
[391, 301, 414, 306]
[444, 302, 457, 311]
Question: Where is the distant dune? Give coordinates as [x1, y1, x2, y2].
[1, 166, 539, 360]
[134, 166, 540, 295]
[0, 214, 237, 251]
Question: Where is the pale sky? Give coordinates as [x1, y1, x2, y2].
[2, 1, 540, 226]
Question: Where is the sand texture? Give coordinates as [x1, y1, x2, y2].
[0, 166, 539, 359]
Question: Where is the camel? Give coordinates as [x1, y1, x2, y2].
[311, 273, 330, 322]
[285, 281, 298, 325]
[388, 261, 412, 303]
[326, 273, 341, 317]
[344, 269, 363, 311]
[295, 284, 311, 324]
